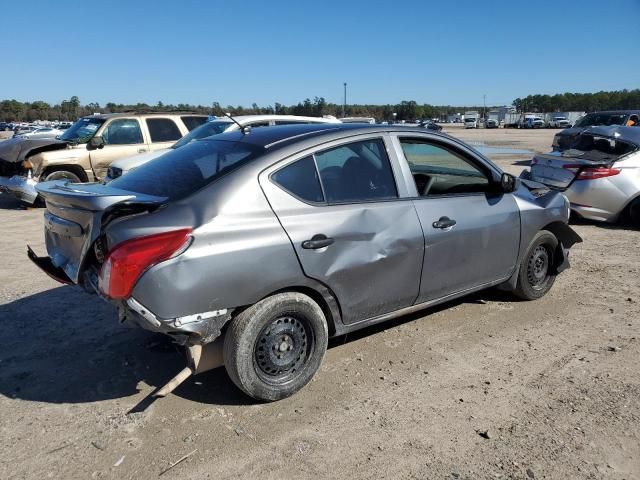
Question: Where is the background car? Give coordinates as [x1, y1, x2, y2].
[31, 123, 581, 402]
[105, 115, 342, 181]
[14, 127, 64, 139]
[524, 125, 640, 226]
[485, 118, 499, 129]
[0, 112, 208, 204]
[418, 119, 442, 131]
[548, 116, 571, 129]
[553, 110, 640, 151]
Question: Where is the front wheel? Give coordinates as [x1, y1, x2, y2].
[223, 292, 328, 401]
[513, 230, 558, 300]
[43, 170, 82, 183]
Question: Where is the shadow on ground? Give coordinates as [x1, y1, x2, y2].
[0, 284, 515, 407]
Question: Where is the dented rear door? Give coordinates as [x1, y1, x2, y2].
[260, 136, 424, 325]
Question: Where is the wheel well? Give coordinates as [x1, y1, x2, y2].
[619, 192, 640, 223]
[41, 164, 89, 182]
[258, 286, 341, 336]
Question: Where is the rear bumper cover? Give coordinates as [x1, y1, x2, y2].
[0, 175, 38, 204]
[27, 246, 72, 284]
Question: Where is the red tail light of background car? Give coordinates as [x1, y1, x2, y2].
[98, 228, 193, 299]
[562, 164, 621, 180]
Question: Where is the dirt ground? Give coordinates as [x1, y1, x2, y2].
[1, 127, 638, 480]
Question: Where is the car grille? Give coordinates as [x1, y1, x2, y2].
[107, 166, 122, 179]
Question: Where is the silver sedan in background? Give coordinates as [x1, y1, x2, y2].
[524, 126, 640, 226]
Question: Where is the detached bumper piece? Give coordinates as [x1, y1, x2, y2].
[27, 246, 72, 284]
[0, 175, 38, 204]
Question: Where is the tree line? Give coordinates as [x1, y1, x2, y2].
[2, 89, 639, 123]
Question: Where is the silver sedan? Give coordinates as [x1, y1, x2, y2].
[525, 126, 640, 226]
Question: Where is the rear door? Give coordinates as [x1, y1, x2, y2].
[144, 117, 185, 152]
[392, 136, 520, 302]
[89, 118, 148, 180]
[260, 135, 424, 324]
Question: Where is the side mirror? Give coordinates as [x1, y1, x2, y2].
[87, 136, 105, 150]
[499, 172, 518, 193]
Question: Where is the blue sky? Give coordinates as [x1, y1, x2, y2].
[2, 0, 639, 107]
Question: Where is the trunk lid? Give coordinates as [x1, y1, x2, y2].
[36, 180, 167, 283]
[531, 127, 639, 189]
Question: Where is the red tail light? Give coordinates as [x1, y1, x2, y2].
[562, 164, 621, 180]
[98, 229, 192, 299]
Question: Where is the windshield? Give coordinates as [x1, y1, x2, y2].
[574, 113, 628, 128]
[109, 139, 263, 200]
[465, 118, 476, 122]
[172, 120, 232, 149]
[554, 117, 567, 121]
[59, 117, 105, 143]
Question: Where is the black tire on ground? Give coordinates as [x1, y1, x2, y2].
[513, 230, 558, 301]
[43, 170, 82, 183]
[628, 197, 640, 228]
[223, 292, 328, 401]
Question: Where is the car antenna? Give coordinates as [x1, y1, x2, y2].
[221, 111, 250, 134]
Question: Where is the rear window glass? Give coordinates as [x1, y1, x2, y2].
[272, 156, 324, 203]
[181, 116, 208, 131]
[109, 139, 263, 200]
[172, 121, 232, 149]
[146, 118, 182, 143]
[574, 113, 628, 128]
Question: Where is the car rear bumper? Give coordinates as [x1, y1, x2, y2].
[0, 175, 38, 204]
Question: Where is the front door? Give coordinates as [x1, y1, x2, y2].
[394, 137, 521, 302]
[261, 137, 425, 324]
[89, 118, 148, 180]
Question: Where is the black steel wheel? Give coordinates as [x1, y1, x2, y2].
[513, 230, 558, 300]
[254, 315, 313, 384]
[223, 292, 328, 401]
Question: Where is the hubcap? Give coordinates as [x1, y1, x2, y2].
[527, 245, 549, 289]
[254, 316, 311, 382]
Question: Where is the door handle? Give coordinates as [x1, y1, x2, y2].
[432, 216, 457, 229]
[302, 234, 335, 249]
[138, 148, 148, 153]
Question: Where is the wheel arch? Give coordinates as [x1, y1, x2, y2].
[239, 283, 343, 337]
[41, 164, 89, 183]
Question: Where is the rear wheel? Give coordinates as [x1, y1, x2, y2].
[223, 292, 328, 401]
[513, 230, 558, 300]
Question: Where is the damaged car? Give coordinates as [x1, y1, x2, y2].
[523, 126, 640, 226]
[0, 112, 207, 204]
[30, 123, 581, 401]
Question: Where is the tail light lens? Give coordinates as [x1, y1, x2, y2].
[98, 228, 192, 299]
[562, 163, 621, 180]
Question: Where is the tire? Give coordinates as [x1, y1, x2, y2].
[43, 169, 82, 183]
[223, 292, 328, 401]
[513, 230, 558, 300]
[628, 197, 640, 228]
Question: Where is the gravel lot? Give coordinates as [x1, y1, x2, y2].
[1, 127, 638, 480]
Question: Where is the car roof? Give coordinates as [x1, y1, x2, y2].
[81, 112, 207, 120]
[209, 115, 341, 125]
[585, 110, 640, 115]
[203, 123, 449, 150]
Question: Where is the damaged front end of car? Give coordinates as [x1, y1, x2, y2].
[0, 137, 71, 204]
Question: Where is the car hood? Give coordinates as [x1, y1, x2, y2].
[0, 137, 69, 164]
[110, 148, 169, 171]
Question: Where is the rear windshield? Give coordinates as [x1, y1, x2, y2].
[108, 139, 264, 200]
[574, 113, 628, 128]
[172, 121, 232, 149]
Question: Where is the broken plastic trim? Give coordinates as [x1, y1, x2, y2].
[27, 246, 72, 284]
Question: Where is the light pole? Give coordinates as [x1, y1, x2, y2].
[343, 82, 347, 118]
[483, 94, 486, 121]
